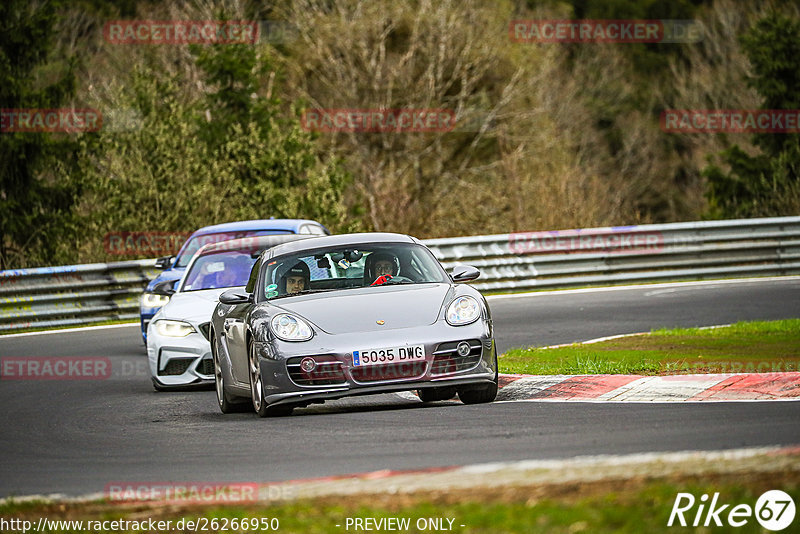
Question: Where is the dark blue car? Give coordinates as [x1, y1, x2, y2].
[140, 219, 329, 342]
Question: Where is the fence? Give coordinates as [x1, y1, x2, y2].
[2, 216, 799, 332]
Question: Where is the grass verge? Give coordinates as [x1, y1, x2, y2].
[499, 319, 800, 375]
[0, 469, 796, 533]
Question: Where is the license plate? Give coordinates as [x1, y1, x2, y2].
[352, 345, 425, 366]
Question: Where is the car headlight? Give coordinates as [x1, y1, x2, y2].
[270, 314, 313, 342]
[446, 296, 481, 326]
[154, 320, 196, 337]
[142, 292, 171, 308]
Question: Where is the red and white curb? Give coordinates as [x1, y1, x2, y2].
[497, 372, 800, 402]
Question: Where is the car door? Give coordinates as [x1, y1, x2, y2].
[225, 256, 262, 384]
[223, 302, 251, 385]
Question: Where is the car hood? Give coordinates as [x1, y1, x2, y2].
[160, 287, 233, 324]
[273, 283, 453, 334]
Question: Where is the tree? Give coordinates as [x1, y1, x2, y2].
[0, 0, 80, 269]
[704, 11, 800, 218]
[75, 30, 355, 262]
[192, 41, 354, 227]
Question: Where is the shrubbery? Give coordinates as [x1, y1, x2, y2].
[1, 0, 798, 268]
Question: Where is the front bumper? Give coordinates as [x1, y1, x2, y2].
[254, 321, 496, 407]
[147, 327, 214, 387]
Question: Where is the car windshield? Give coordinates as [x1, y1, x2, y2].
[261, 243, 449, 300]
[175, 230, 291, 268]
[182, 250, 256, 291]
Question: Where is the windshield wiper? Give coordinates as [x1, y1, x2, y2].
[381, 279, 414, 285]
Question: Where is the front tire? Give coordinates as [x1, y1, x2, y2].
[213, 335, 250, 414]
[249, 341, 293, 417]
[457, 381, 498, 404]
[458, 351, 498, 405]
[418, 386, 457, 402]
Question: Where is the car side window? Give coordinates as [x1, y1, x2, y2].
[245, 257, 261, 294]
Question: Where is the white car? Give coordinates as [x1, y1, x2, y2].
[147, 234, 312, 390]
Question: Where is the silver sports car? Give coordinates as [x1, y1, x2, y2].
[147, 234, 312, 390]
[211, 233, 498, 416]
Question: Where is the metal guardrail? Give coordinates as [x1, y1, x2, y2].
[2, 216, 799, 332]
[0, 260, 159, 332]
[426, 216, 800, 291]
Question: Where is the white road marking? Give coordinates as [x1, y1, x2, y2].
[598, 375, 732, 402]
[0, 322, 139, 339]
[486, 275, 800, 301]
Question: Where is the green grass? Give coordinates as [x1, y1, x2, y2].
[500, 319, 800, 375]
[1, 473, 796, 533]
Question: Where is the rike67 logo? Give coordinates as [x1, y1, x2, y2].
[668, 490, 796, 531]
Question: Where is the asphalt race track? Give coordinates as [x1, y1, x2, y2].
[1, 277, 799, 498]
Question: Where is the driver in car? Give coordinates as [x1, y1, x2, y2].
[279, 261, 310, 295]
[214, 255, 249, 288]
[365, 251, 400, 286]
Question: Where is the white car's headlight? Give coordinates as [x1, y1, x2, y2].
[142, 292, 171, 307]
[270, 314, 313, 342]
[446, 296, 481, 326]
[155, 320, 196, 337]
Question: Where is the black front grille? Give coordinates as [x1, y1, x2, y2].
[196, 358, 214, 376]
[351, 361, 427, 383]
[198, 322, 211, 341]
[287, 356, 346, 386]
[159, 358, 194, 376]
[431, 340, 483, 375]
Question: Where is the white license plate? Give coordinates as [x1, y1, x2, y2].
[352, 345, 425, 366]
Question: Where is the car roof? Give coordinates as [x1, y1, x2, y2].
[195, 234, 315, 257]
[262, 232, 422, 259]
[188, 219, 329, 236]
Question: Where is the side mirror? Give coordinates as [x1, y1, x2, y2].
[451, 264, 480, 283]
[152, 279, 177, 296]
[155, 256, 175, 269]
[219, 289, 252, 305]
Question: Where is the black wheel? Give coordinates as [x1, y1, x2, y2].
[213, 335, 250, 414]
[457, 381, 498, 404]
[457, 351, 498, 405]
[418, 386, 457, 402]
[248, 341, 269, 417]
[248, 342, 294, 417]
